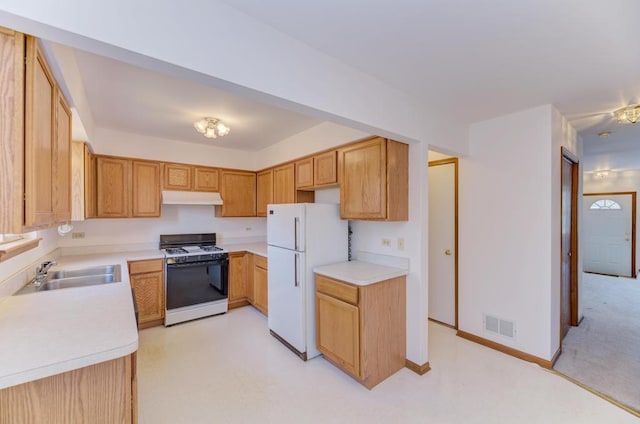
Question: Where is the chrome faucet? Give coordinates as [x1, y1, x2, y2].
[34, 261, 57, 286]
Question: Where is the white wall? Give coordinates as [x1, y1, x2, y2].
[0, 229, 59, 288]
[91, 128, 260, 170]
[255, 122, 369, 170]
[459, 104, 578, 361]
[59, 206, 265, 249]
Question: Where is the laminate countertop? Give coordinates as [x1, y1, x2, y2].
[0, 250, 162, 390]
[222, 242, 267, 257]
[314, 260, 409, 286]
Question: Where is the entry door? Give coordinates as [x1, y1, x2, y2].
[583, 193, 634, 277]
[428, 159, 457, 327]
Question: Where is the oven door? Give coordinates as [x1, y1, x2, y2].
[165, 258, 229, 311]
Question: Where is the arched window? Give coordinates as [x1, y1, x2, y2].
[589, 199, 622, 210]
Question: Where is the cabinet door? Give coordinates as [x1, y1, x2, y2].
[0, 29, 25, 234]
[219, 170, 256, 217]
[24, 37, 56, 228]
[193, 166, 219, 192]
[228, 252, 248, 306]
[253, 263, 268, 315]
[84, 146, 97, 218]
[295, 158, 313, 189]
[314, 150, 338, 186]
[130, 271, 164, 324]
[132, 160, 161, 217]
[316, 292, 360, 377]
[256, 169, 273, 217]
[53, 90, 72, 222]
[340, 137, 387, 219]
[163, 163, 192, 190]
[273, 163, 295, 204]
[96, 156, 131, 218]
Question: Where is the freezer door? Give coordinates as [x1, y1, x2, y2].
[267, 246, 305, 353]
[267, 204, 306, 251]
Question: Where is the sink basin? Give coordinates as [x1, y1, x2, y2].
[15, 265, 122, 295]
[49, 265, 119, 280]
[39, 274, 120, 291]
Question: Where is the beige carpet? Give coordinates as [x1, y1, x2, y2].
[554, 272, 640, 412]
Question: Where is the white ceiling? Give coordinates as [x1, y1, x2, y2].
[73, 49, 322, 151]
[218, 0, 640, 165]
[59, 1, 640, 164]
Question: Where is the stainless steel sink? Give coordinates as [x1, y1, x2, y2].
[49, 265, 119, 280]
[15, 265, 122, 295]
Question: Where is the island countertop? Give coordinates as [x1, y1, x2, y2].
[0, 250, 162, 389]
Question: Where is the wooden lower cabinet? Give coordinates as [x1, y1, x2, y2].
[0, 354, 137, 424]
[253, 254, 268, 315]
[315, 273, 406, 389]
[228, 252, 250, 309]
[128, 259, 164, 329]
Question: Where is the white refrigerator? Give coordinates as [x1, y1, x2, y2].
[267, 203, 348, 360]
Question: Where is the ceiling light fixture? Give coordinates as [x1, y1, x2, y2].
[614, 105, 640, 124]
[597, 130, 612, 137]
[193, 117, 230, 139]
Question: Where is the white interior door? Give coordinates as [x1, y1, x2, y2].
[428, 161, 456, 327]
[583, 194, 633, 277]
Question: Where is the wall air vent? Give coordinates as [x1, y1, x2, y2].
[483, 314, 516, 339]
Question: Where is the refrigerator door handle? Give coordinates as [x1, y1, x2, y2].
[294, 217, 299, 251]
[294, 253, 299, 287]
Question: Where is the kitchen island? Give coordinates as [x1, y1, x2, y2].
[314, 260, 408, 389]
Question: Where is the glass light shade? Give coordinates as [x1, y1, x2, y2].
[615, 105, 640, 124]
[193, 117, 230, 138]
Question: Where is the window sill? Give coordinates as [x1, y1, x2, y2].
[0, 238, 42, 263]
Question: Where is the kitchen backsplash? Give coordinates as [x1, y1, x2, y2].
[57, 205, 266, 248]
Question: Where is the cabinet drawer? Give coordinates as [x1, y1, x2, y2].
[315, 274, 358, 305]
[128, 258, 164, 275]
[254, 254, 267, 269]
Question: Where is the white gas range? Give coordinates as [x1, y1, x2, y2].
[160, 233, 229, 325]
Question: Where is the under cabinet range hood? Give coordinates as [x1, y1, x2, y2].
[162, 190, 224, 205]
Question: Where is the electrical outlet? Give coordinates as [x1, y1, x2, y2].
[71, 232, 85, 239]
[397, 237, 405, 251]
[245, 227, 252, 231]
[382, 238, 391, 247]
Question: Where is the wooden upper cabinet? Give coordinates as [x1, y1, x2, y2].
[132, 160, 161, 217]
[53, 90, 72, 223]
[24, 36, 56, 228]
[339, 137, 408, 221]
[219, 170, 256, 217]
[273, 163, 295, 204]
[193, 166, 219, 192]
[256, 169, 273, 217]
[0, 29, 25, 234]
[295, 158, 314, 189]
[96, 156, 131, 218]
[163, 163, 192, 190]
[314, 150, 338, 186]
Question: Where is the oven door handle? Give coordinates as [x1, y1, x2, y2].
[167, 260, 228, 269]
